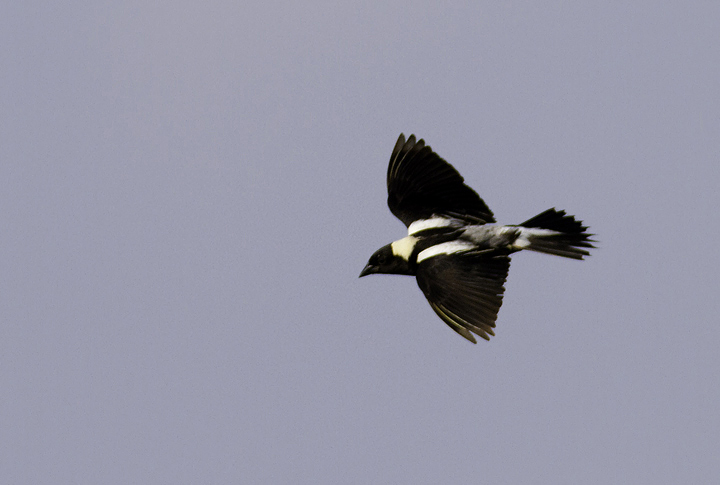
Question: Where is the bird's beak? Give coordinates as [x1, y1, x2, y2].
[359, 263, 378, 278]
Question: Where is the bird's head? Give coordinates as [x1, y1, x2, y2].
[359, 243, 413, 277]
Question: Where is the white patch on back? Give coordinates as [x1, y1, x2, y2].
[408, 217, 454, 236]
[391, 236, 418, 261]
[417, 241, 475, 263]
[513, 227, 561, 249]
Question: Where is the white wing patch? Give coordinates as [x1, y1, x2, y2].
[390, 236, 418, 261]
[408, 217, 454, 236]
[417, 241, 475, 263]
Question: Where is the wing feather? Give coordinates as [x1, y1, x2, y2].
[416, 253, 510, 343]
[387, 134, 495, 227]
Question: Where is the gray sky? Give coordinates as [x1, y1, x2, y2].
[2, 1, 719, 483]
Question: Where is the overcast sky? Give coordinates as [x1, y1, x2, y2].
[2, 1, 719, 484]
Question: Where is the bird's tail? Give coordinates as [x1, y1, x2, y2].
[516, 208, 595, 260]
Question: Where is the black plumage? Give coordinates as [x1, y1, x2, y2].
[360, 133, 595, 343]
[387, 134, 495, 226]
[417, 253, 510, 343]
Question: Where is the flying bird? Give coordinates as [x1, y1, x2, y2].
[359, 134, 594, 343]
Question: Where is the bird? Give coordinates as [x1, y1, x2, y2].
[359, 134, 595, 343]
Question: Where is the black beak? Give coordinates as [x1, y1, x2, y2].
[359, 263, 378, 278]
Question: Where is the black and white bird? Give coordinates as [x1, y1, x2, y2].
[359, 134, 594, 343]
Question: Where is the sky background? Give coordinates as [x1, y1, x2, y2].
[2, 1, 719, 484]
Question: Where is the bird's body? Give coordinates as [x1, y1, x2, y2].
[360, 134, 594, 343]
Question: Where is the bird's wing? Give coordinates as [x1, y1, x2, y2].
[387, 134, 495, 227]
[416, 252, 510, 343]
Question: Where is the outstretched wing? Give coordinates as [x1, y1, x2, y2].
[416, 252, 510, 343]
[387, 134, 495, 227]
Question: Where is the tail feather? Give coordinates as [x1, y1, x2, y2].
[517, 208, 595, 260]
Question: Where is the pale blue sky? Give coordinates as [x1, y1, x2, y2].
[2, 1, 719, 483]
